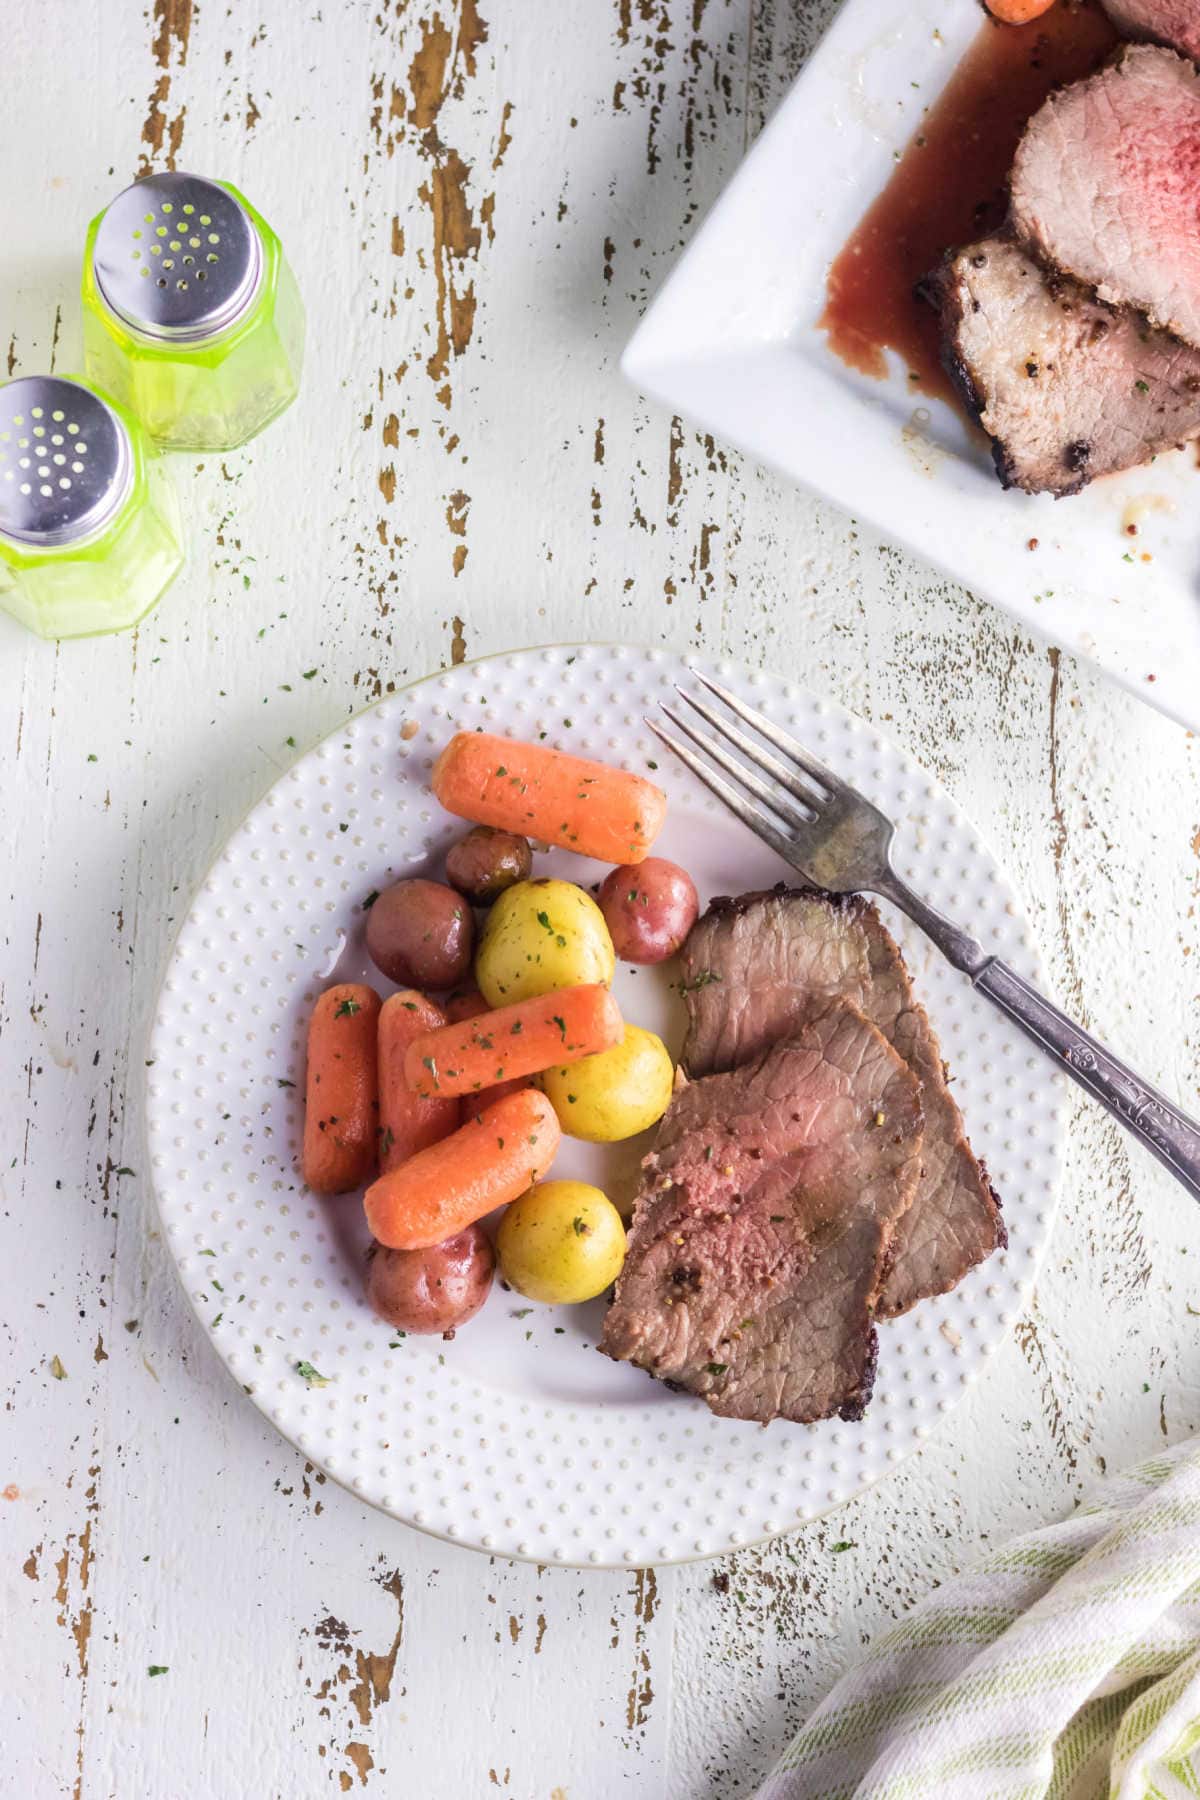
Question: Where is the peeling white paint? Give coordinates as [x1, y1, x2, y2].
[2, 0, 1198, 1795]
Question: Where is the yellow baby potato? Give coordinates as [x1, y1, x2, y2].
[497, 1180, 626, 1305]
[540, 1024, 673, 1142]
[475, 877, 615, 1006]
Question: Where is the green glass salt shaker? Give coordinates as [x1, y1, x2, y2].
[0, 375, 184, 640]
[81, 172, 303, 452]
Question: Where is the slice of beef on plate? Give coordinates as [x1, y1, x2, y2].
[928, 235, 1200, 497]
[679, 888, 1004, 1317]
[599, 997, 924, 1425]
[1101, 0, 1200, 62]
[1010, 46, 1200, 350]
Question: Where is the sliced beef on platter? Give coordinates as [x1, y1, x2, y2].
[931, 235, 1200, 496]
[1010, 46, 1200, 350]
[599, 997, 924, 1425]
[680, 888, 1003, 1317]
[1101, 0, 1200, 62]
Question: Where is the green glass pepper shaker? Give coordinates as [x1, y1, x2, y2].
[0, 375, 185, 640]
[82, 172, 303, 452]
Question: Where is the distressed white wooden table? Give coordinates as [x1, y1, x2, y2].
[3, 2, 1198, 1795]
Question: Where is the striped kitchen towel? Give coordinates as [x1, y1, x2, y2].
[758, 1440, 1200, 1800]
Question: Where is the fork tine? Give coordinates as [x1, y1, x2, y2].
[659, 701, 814, 835]
[673, 685, 825, 815]
[690, 670, 850, 799]
[644, 719, 802, 868]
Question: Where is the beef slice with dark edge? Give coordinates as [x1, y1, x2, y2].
[1101, 0, 1200, 63]
[680, 888, 1003, 1317]
[1011, 45, 1200, 350]
[930, 235, 1200, 496]
[600, 997, 924, 1425]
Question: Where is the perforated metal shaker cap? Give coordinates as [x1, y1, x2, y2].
[0, 378, 133, 547]
[92, 172, 264, 343]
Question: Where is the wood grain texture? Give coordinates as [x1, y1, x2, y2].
[2, 1, 1198, 1794]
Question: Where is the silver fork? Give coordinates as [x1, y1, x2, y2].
[649, 673, 1200, 1203]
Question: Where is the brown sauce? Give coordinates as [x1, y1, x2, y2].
[820, 1, 1120, 407]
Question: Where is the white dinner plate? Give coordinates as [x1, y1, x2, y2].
[621, 0, 1200, 733]
[147, 644, 1065, 1566]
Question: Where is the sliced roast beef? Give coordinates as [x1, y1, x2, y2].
[931, 236, 1200, 495]
[856, 904, 1004, 1318]
[1010, 46, 1200, 350]
[599, 998, 924, 1424]
[1102, 0, 1200, 62]
[681, 888, 1003, 1316]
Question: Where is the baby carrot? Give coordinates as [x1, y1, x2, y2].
[303, 983, 381, 1194]
[985, 0, 1053, 19]
[378, 991, 461, 1172]
[443, 987, 529, 1104]
[431, 731, 667, 865]
[404, 984, 622, 1098]
[364, 1088, 561, 1250]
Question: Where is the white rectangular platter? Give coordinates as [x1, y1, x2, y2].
[622, 0, 1200, 731]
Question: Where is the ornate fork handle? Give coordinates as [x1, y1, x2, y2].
[654, 678, 1200, 1208]
[974, 961, 1200, 1203]
[872, 870, 1200, 1203]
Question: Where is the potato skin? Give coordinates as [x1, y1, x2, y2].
[475, 877, 614, 1006]
[539, 1024, 673, 1142]
[366, 879, 474, 990]
[597, 858, 698, 964]
[445, 826, 532, 903]
[496, 1180, 626, 1304]
[364, 1226, 494, 1335]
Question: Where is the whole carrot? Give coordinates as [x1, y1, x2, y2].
[443, 987, 529, 1104]
[364, 1088, 561, 1250]
[303, 983, 381, 1194]
[431, 731, 667, 865]
[985, 0, 1053, 19]
[378, 991, 461, 1172]
[404, 984, 622, 1099]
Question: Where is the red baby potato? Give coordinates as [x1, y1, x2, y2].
[364, 1225, 495, 1335]
[444, 826, 532, 903]
[597, 858, 699, 964]
[366, 879, 474, 989]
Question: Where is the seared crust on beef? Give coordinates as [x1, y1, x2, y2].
[928, 236, 1200, 496]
